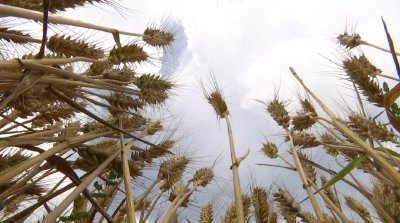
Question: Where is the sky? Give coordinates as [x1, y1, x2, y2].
[10, 0, 400, 222]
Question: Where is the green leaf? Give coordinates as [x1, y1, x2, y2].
[94, 181, 102, 191]
[390, 103, 400, 115]
[391, 103, 399, 112]
[116, 169, 123, 178]
[109, 170, 117, 179]
[374, 147, 400, 158]
[106, 180, 119, 185]
[323, 154, 368, 188]
[91, 192, 108, 198]
[73, 195, 82, 208]
[383, 82, 389, 93]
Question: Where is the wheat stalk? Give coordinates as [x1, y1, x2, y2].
[198, 72, 245, 223]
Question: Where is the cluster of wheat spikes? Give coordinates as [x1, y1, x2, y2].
[249, 21, 400, 223]
[195, 20, 400, 223]
[0, 1, 219, 223]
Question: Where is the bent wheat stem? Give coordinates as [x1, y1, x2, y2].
[119, 115, 136, 223]
[286, 129, 324, 221]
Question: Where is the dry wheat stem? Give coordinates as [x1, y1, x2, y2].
[49, 86, 167, 152]
[256, 163, 296, 171]
[369, 197, 396, 223]
[310, 116, 335, 126]
[275, 154, 362, 223]
[64, 89, 140, 116]
[0, 129, 110, 184]
[22, 127, 83, 138]
[136, 176, 161, 208]
[0, 72, 103, 91]
[160, 181, 191, 223]
[364, 164, 395, 187]
[290, 67, 400, 188]
[0, 31, 41, 43]
[1, 137, 68, 145]
[143, 190, 164, 223]
[376, 140, 400, 168]
[0, 57, 106, 68]
[329, 210, 341, 223]
[99, 79, 136, 85]
[95, 179, 124, 222]
[377, 73, 399, 81]
[0, 113, 33, 132]
[3, 169, 55, 206]
[111, 198, 126, 220]
[119, 115, 136, 223]
[279, 153, 296, 169]
[18, 146, 115, 223]
[308, 180, 350, 223]
[0, 4, 145, 43]
[302, 157, 399, 223]
[317, 120, 348, 144]
[363, 41, 400, 56]
[277, 150, 341, 222]
[99, 179, 124, 223]
[318, 141, 400, 163]
[22, 63, 139, 94]
[278, 154, 340, 222]
[119, 121, 158, 223]
[352, 81, 377, 153]
[162, 183, 198, 223]
[47, 175, 68, 194]
[224, 114, 245, 223]
[286, 129, 324, 221]
[1, 170, 95, 223]
[0, 130, 28, 135]
[41, 145, 124, 223]
[0, 111, 20, 129]
[235, 148, 250, 168]
[0, 162, 43, 203]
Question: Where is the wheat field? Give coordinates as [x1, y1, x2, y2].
[1, 1, 400, 223]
